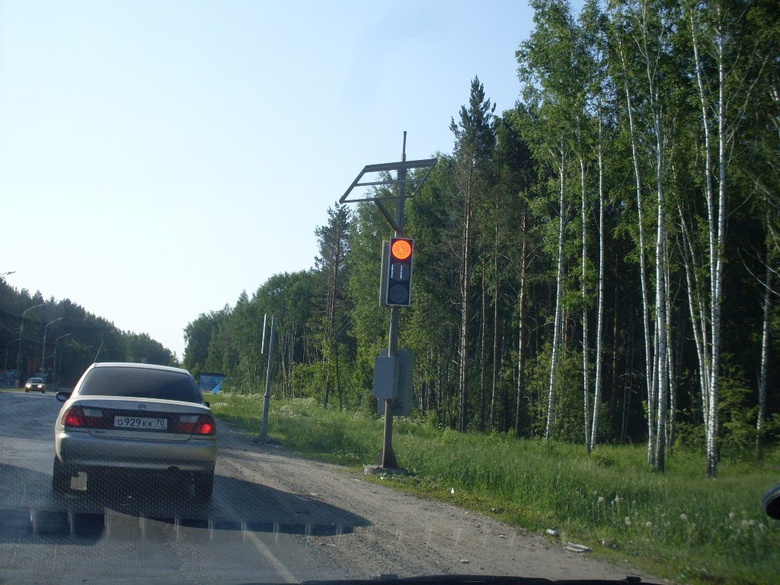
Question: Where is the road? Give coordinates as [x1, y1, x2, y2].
[0, 391, 654, 585]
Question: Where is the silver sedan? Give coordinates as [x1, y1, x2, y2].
[53, 362, 217, 499]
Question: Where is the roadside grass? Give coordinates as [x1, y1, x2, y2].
[210, 394, 780, 585]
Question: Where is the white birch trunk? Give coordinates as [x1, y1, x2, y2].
[614, 30, 655, 464]
[706, 22, 727, 477]
[590, 135, 606, 453]
[757, 233, 771, 449]
[690, 3, 726, 477]
[516, 212, 529, 436]
[545, 148, 567, 441]
[581, 158, 591, 449]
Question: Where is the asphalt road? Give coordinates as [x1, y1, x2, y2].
[0, 391, 355, 585]
[0, 391, 655, 585]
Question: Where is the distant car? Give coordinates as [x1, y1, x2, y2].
[53, 362, 217, 499]
[24, 377, 46, 393]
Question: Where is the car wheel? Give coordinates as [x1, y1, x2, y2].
[52, 457, 72, 493]
[193, 471, 214, 500]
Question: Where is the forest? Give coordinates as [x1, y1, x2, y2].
[0, 282, 176, 388]
[182, 0, 780, 478]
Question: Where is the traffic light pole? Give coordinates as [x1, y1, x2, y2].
[379, 136, 407, 470]
[339, 132, 436, 472]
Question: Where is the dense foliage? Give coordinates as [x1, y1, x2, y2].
[187, 0, 779, 475]
[0, 280, 176, 387]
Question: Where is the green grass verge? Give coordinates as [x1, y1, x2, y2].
[210, 394, 780, 585]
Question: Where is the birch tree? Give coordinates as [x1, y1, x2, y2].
[517, 0, 584, 441]
[681, 0, 770, 475]
[609, 0, 679, 470]
[581, 0, 614, 452]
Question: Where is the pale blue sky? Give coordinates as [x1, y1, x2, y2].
[1, 0, 550, 358]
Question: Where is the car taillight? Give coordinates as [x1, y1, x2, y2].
[63, 407, 84, 427]
[62, 406, 107, 428]
[175, 414, 216, 436]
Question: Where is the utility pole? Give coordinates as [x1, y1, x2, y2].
[381, 135, 407, 469]
[42, 317, 64, 374]
[16, 303, 45, 384]
[340, 133, 436, 470]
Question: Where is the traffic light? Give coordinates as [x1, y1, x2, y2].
[381, 237, 414, 307]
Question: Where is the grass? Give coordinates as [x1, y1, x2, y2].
[210, 394, 780, 585]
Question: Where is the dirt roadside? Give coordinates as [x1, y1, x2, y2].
[216, 420, 664, 583]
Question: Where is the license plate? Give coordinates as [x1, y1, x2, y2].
[113, 416, 168, 430]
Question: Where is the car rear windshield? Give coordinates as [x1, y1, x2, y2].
[78, 367, 203, 403]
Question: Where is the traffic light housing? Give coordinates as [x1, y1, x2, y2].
[380, 237, 414, 307]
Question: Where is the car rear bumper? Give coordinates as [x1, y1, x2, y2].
[55, 428, 217, 473]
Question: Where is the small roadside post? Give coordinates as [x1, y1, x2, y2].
[259, 314, 276, 441]
[339, 132, 436, 471]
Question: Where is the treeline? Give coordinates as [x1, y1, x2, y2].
[184, 0, 779, 476]
[0, 280, 176, 387]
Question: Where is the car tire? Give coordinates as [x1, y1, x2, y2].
[193, 471, 214, 500]
[52, 457, 72, 493]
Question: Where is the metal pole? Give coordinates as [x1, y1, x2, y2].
[53, 334, 71, 387]
[16, 303, 45, 384]
[42, 317, 63, 375]
[260, 315, 276, 439]
[4, 339, 20, 386]
[380, 132, 407, 469]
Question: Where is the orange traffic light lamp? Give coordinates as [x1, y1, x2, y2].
[380, 237, 414, 307]
[391, 238, 412, 261]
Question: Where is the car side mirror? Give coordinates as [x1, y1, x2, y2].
[56, 391, 71, 403]
[204, 400, 210, 408]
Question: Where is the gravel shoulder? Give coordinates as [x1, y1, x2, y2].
[216, 420, 662, 582]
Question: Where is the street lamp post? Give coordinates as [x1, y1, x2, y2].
[42, 317, 64, 376]
[16, 303, 45, 385]
[53, 333, 72, 387]
[3, 338, 20, 388]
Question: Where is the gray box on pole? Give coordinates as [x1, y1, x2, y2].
[373, 355, 397, 400]
[377, 349, 414, 417]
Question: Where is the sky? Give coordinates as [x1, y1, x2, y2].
[0, 0, 557, 359]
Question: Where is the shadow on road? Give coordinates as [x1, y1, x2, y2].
[0, 463, 370, 545]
